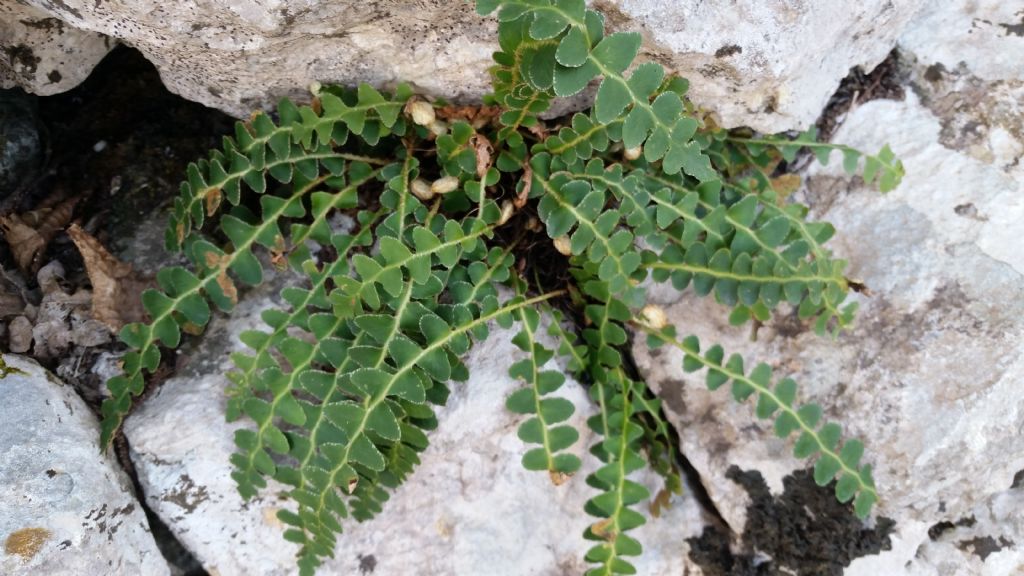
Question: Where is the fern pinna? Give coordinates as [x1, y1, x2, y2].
[99, 1, 903, 573]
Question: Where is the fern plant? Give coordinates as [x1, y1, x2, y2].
[99, 1, 904, 574]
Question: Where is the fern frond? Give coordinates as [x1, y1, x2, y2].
[536, 112, 623, 165]
[583, 370, 650, 576]
[507, 280, 582, 480]
[485, 13, 555, 146]
[726, 127, 905, 192]
[479, 0, 715, 179]
[99, 168, 348, 446]
[166, 85, 411, 250]
[637, 174, 855, 333]
[639, 323, 878, 518]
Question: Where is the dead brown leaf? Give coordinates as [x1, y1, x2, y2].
[203, 250, 238, 306]
[525, 121, 549, 141]
[769, 173, 802, 200]
[434, 104, 502, 129]
[648, 486, 673, 518]
[515, 161, 533, 209]
[589, 518, 616, 541]
[204, 187, 223, 216]
[549, 470, 572, 486]
[469, 133, 493, 179]
[0, 197, 78, 273]
[67, 224, 153, 332]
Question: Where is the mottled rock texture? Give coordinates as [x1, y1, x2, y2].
[0, 2, 111, 95]
[0, 354, 168, 576]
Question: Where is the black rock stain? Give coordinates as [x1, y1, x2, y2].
[688, 467, 894, 576]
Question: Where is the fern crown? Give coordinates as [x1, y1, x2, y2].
[99, 1, 902, 573]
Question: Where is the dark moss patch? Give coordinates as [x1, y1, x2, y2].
[688, 467, 894, 576]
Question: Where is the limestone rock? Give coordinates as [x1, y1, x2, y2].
[0, 2, 112, 96]
[632, 46, 1024, 576]
[900, 1, 1024, 83]
[125, 283, 709, 575]
[0, 354, 169, 576]
[601, 0, 926, 131]
[849, 481, 1024, 575]
[4, 0, 927, 131]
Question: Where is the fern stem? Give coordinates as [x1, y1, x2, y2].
[643, 260, 843, 285]
[545, 118, 624, 156]
[634, 322, 879, 502]
[604, 373, 634, 572]
[543, 306, 588, 374]
[514, 297, 558, 471]
[725, 135, 857, 154]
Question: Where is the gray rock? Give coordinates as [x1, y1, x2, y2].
[632, 31, 1024, 576]
[0, 2, 112, 96]
[0, 354, 169, 576]
[4, 0, 930, 131]
[0, 89, 41, 198]
[125, 284, 710, 575]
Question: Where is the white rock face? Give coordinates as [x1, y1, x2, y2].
[125, 284, 709, 575]
[602, 0, 926, 131]
[3, 0, 927, 131]
[900, 1, 1024, 83]
[632, 33, 1024, 576]
[0, 2, 112, 95]
[848, 481, 1024, 575]
[0, 354, 169, 576]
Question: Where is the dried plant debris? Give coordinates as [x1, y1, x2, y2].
[24, 261, 111, 358]
[67, 223, 152, 332]
[0, 196, 77, 273]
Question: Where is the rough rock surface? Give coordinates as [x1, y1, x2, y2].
[125, 281, 709, 575]
[851, 480, 1024, 575]
[600, 0, 925, 132]
[0, 354, 169, 575]
[633, 25, 1024, 575]
[0, 2, 112, 96]
[4, 0, 929, 131]
[900, 1, 1024, 83]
